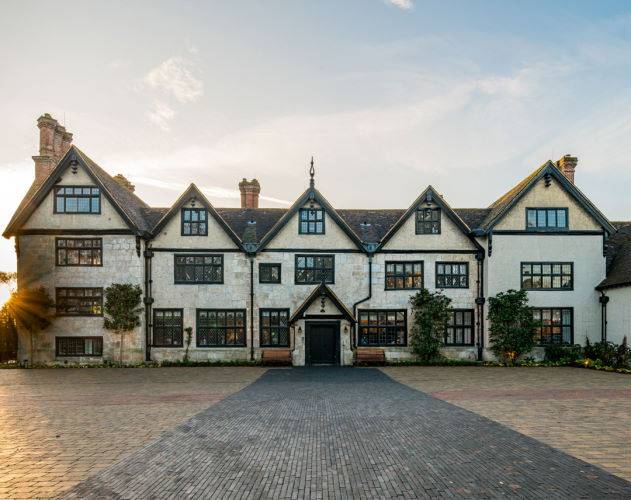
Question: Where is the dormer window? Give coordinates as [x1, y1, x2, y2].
[526, 208, 568, 231]
[299, 208, 325, 234]
[415, 208, 440, 234]
[181, 208, 208, 236]
[54, 186, 100, 214]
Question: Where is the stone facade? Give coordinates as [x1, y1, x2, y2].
[5, 115, 626, 365]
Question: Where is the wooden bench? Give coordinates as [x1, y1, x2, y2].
[261, 348, 293, 366]
[355, 348, 386, 366]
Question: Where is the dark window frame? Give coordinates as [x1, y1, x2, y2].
[55, 238, 103, 267]
[55, 287, 103, 317]
[181, 207, 209, 236]
[358, 309, 408, 347]
[525, 207, 569, 231]
[174, 254, 224, 284]
[152, 309, 184, 347]
[259, 308, 290, 347]
[295, 254, 335, 284]
[531, 307, 574, 345]
[415, 207, 441, 234]
[55, 336, 103, 357]
[385, 261, 424, 290]
[196, 309, 247, 347]
[298, 207, 325, 234]
[436, 262, 469, 289]
[444, 309, 475, 346]
[259, 263, 281, 284]
[53, 186, 101, 214]
[521, 262, 574, 291]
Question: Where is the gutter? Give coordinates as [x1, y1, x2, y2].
[352, 254, 373, 350]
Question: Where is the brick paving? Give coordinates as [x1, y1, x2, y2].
[66, 368, 631, 499]
[0, 367, 266, 499]
[384, 366, 631, 482]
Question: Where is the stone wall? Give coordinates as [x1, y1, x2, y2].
[16, 234, 144, 364]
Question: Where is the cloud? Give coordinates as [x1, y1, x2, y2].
[139, 55, 204, 130]
[146, 101, 176, 131]
[143, 56, 203, 104]
[383, 0, 413, 10]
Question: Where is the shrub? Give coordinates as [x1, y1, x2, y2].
[544, 343, 583, 363]
[410, 288, 452, 361]
[616, 336, 630, 368]
[488, 289, 537, 364]
[583, 338, 618, 366]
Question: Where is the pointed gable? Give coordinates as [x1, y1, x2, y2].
[377, 186, 482, 252]
[257, 187, 365, 251]
[3, 146, 152, 237]
[289, 283, 356, 324]
[150, 184, 243, 249]
[480, 161, 615, 234]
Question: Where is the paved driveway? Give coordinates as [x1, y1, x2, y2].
[0, 367, 266, 499]
[384, 366, 631, 481]
[66, 368, 631, 499]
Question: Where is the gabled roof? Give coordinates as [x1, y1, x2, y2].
[479, 161, 616, 234]
[289, 283, 356, 324]
[151, 184, 243, 248]
[597, 222, 631, 290]
[337, 209, 405, 244]
[3, 146, 153, 237]
[256, 186, 366, 251]
[376, 186, 483, 252]
[216, 208, 287, 244]
[454, 208, 491, 231]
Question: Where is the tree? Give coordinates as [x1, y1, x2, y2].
[103, 284, 143, 365]
[0, 272, 17, 285]
[488, 289, 537, 364]
[410, 288, 452, 361]
[4, 286, 55, 365]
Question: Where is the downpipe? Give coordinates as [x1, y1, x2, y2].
[352, 254, 373, 350]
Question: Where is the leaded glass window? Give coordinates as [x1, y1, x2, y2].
[260, 309, 289, 347]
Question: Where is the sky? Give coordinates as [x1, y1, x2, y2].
[1, 0, 631, 301]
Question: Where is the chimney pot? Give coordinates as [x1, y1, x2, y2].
[556, 154, 578, 184]
[238, 178, 261, 208]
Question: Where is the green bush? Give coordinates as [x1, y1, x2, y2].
[583, 337, 630, 368]
[584, 339, 618, 366]
[409, 288, 452, 361]
[544, 343, 583, 363]
[488, 289, 537, 364]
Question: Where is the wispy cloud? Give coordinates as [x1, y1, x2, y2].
[132, 176, 291, 205]
[143, 56, 203, 104]
[139, 55, 203, 130]
[383, 0, 413, 11]
[146, 101, 175, 131]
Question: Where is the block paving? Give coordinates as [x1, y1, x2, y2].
[0, 367, 266, 499]
[384, 365, 631, 482]
[66, 367, 631, 499]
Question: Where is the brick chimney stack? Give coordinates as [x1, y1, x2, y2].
[556, 154, 578, 184]
[32, 113, 73, 183]
[238, 178, 261, 209]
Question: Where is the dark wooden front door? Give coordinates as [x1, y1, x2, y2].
[306, 322, 339, 365]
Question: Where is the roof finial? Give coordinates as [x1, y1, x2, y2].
[309, 156, 315, 188]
